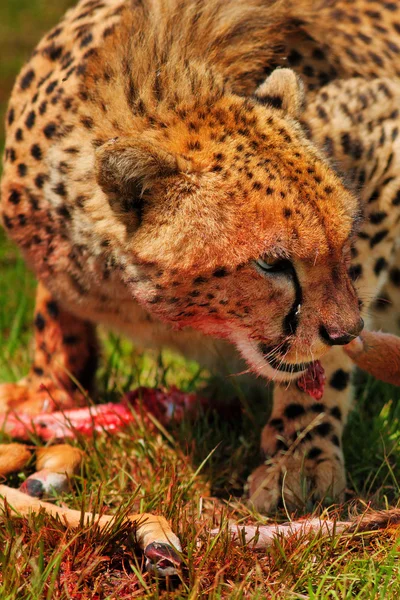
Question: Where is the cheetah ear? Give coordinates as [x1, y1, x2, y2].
[254, 68, 305, 117]
[95, 136, 192, 203]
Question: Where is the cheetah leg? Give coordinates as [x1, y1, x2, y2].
[371, 246, 400, 336]
[0, 484, 182, 576]
[248, 347, 352, 513]
[0, 282, 98, 415]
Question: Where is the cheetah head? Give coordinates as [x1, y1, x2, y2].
[95, 69, 363, 383]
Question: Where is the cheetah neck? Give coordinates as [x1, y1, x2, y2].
[85, 0, 310, 110]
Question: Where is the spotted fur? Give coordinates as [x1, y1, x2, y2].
[250, 75, 400, 511]
[1, 0, 400, 512]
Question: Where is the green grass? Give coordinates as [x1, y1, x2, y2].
[1, 2, 400, 598]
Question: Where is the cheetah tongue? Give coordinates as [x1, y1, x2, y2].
[296, 361, 326, 400]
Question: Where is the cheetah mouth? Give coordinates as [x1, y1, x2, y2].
[257, 343, 326, 399]
[296, 361, 326, 400]
[258, 343, 311, 374]
[231, 334, 326, 397]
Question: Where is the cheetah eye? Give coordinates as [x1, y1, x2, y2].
[255, 256, 293, 274]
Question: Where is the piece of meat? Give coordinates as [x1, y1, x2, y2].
[0, 386, 207, 441]
[0, 403, 134, 441]
[296, 360, 326, 400]
[124, 385, 207, 423]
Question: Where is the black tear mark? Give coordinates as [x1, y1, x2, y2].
[282, 266, 302, 336]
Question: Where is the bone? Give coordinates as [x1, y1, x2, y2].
[211, 518, 349, 548]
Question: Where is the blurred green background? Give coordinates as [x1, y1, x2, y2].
[0, 1, 74, 371]
[0, 1, 74, 376]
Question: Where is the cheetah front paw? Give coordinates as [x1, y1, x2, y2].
[248, 436, 346, 513]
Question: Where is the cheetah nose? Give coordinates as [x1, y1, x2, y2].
[319, 318, 364, 346]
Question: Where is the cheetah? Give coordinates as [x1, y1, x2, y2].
[249, 74, 400, 510]
[1, 0, 400, 513]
